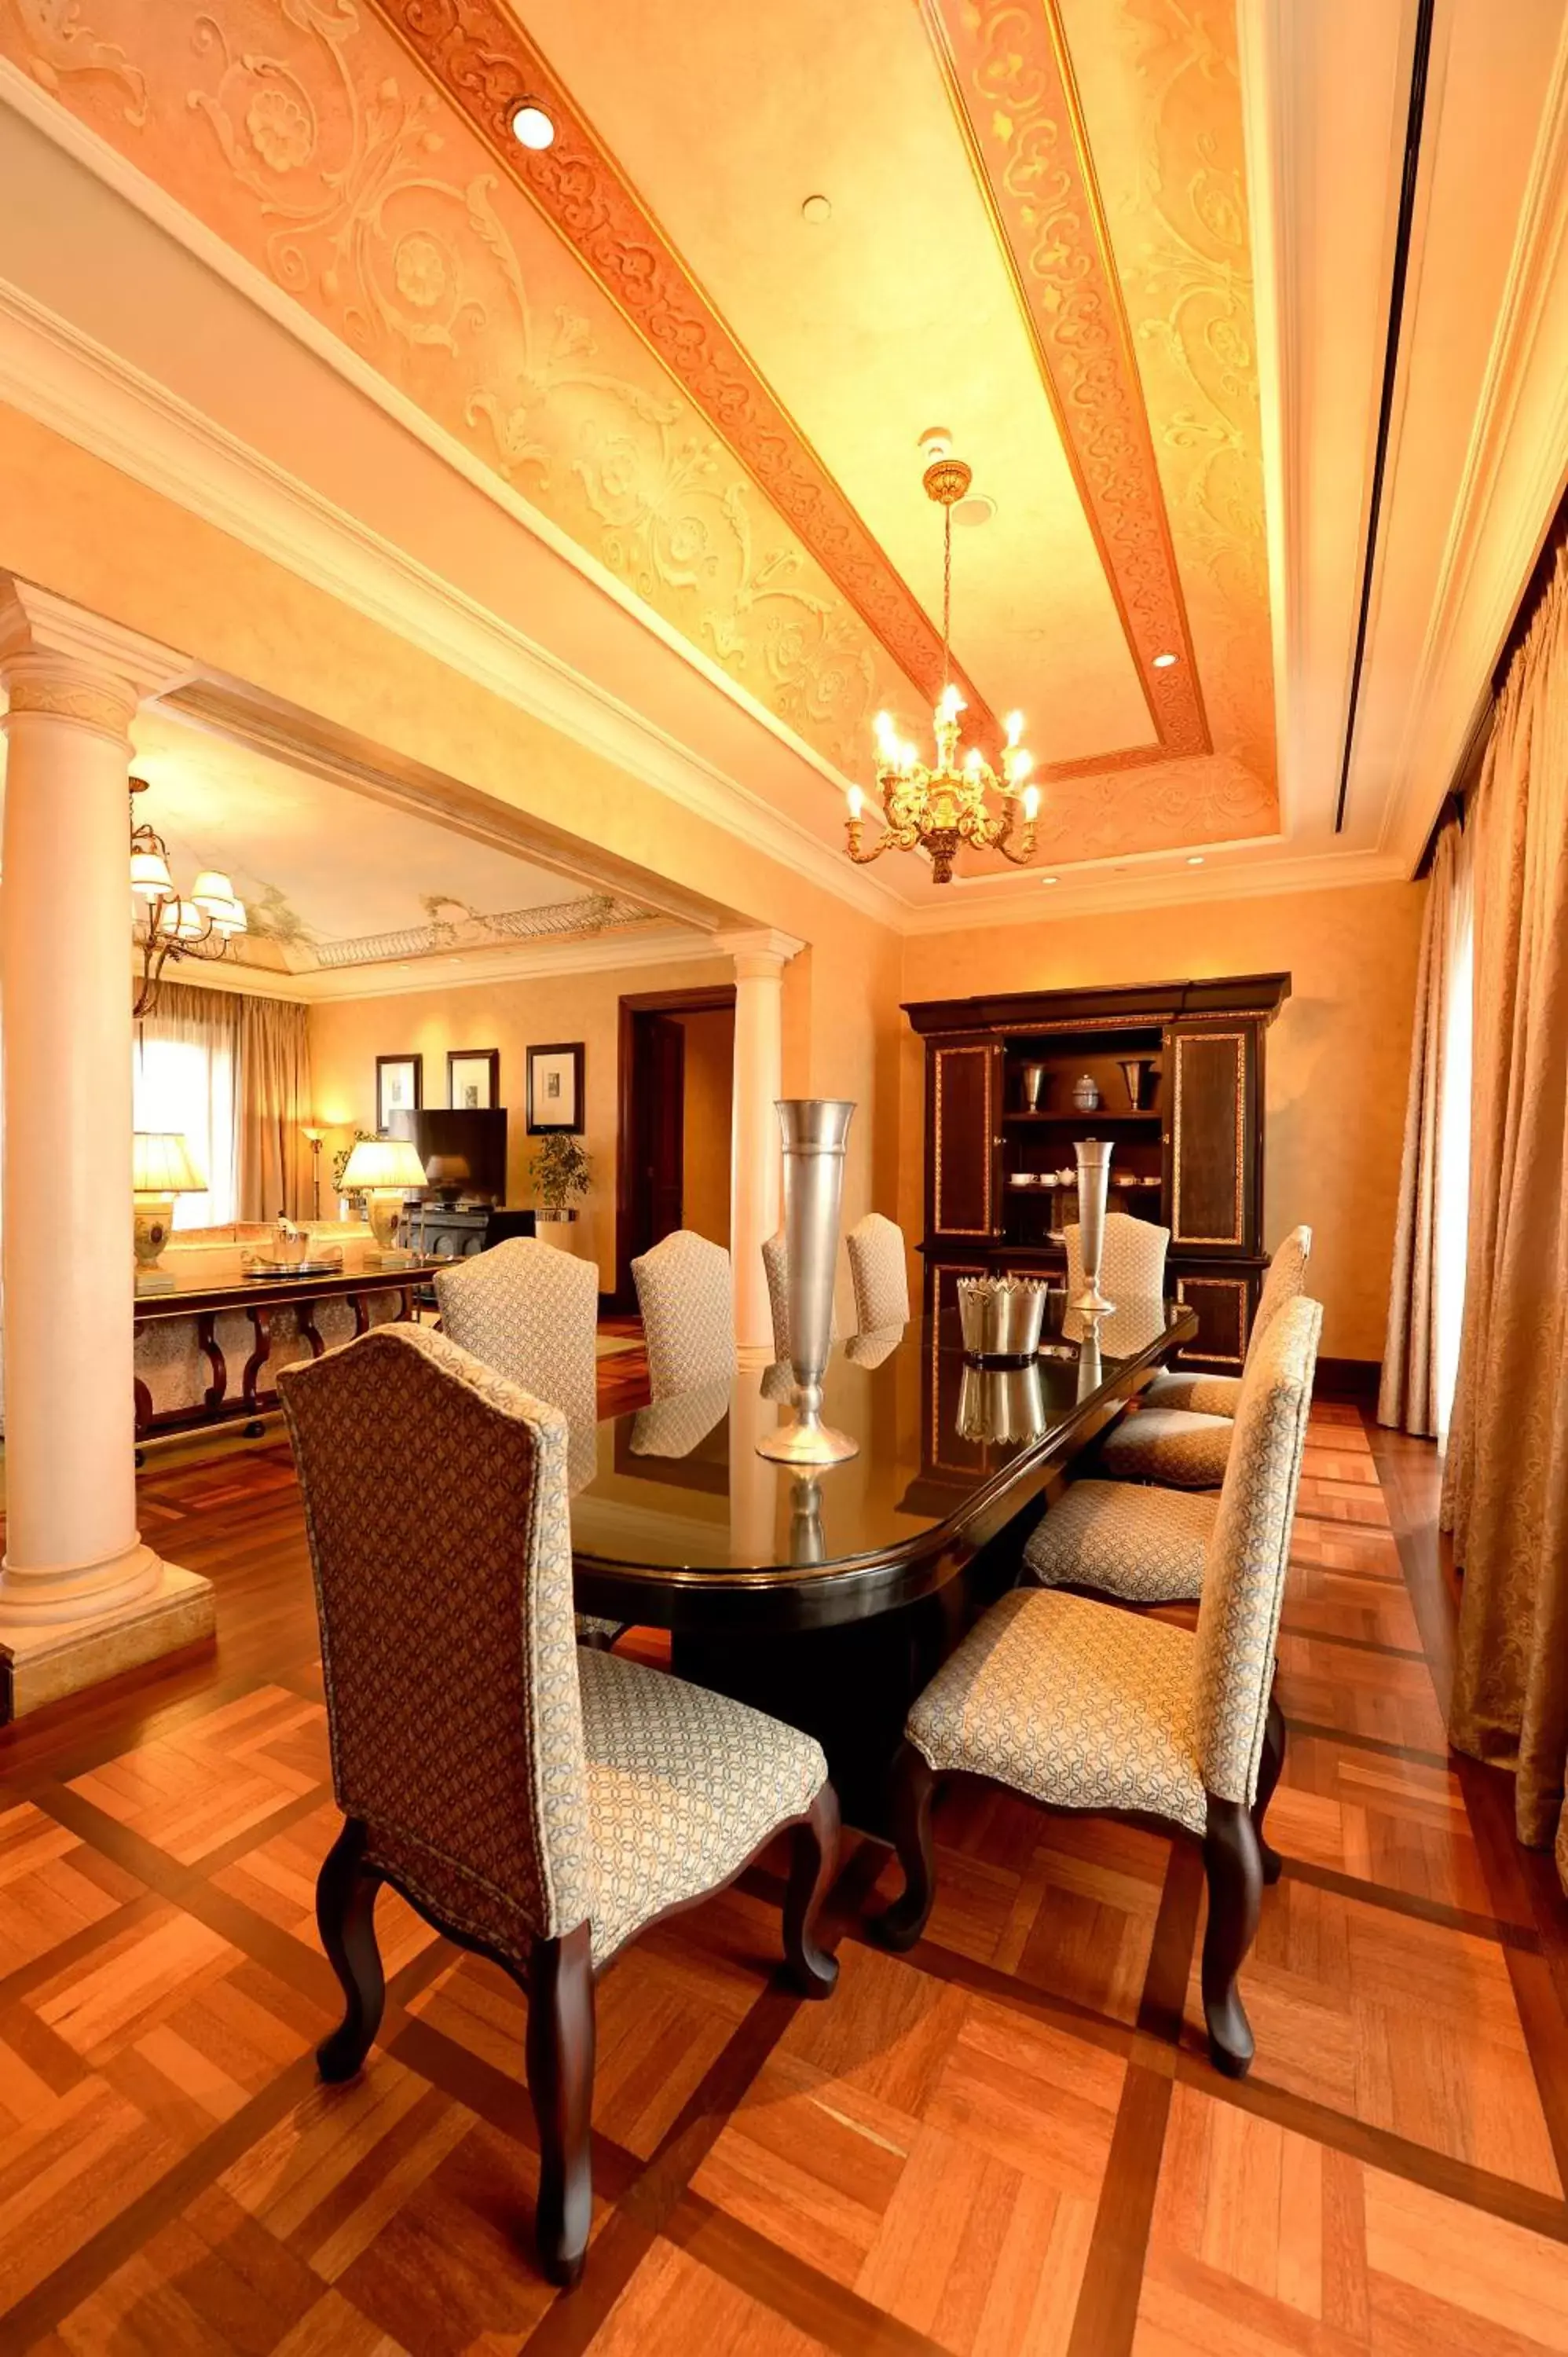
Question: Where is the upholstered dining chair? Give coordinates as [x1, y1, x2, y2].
[762, 1229, 840, 1364]
[1064, 1210, 1170, 1302]
[435, 1238, 620, 1647]
[877, 1296, 1322, 2078]
[1096, 1226, 1314, 1491]
[278, 1325, 839, 2290]
[632, 1228, 737, 1400]
[846, 1212, 910, 1332]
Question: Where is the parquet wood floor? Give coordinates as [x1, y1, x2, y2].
[2, 1358, 1566, 2355]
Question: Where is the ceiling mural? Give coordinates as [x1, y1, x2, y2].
[0, 0, 1280, 868]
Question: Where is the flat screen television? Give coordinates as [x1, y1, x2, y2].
[390, 1107, 507, 1204]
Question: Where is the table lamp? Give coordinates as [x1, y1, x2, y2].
[340, 1135, 427, 1268]
[132, 1131, 203, 1293]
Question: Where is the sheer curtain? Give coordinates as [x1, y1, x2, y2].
[1443, 539, 1568, 1875]
[132, 981, 241, 1229]
[1378, 820, 1473, 1439]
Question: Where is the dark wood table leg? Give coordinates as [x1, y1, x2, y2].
[347, 1289, 370, 1339]
[242, 1308, 273, 1412]
[197, 1313, 227, 1413]
[134, 1376, 153, 1442]
[298, 1308, 325, 1362]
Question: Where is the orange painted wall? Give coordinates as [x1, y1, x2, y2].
[899, 880, 1427, 1362]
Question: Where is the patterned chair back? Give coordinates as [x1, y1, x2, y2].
[434, 1237, 599, 1435]
[632, 1228, 737, 1400]
[1064, 1211, 1171, 1299]
[761, 1229, 840, 1362]
[278, 1325, 592, 1968]
[1189, 1296, 1322, 1805]
[846, 1213, 910, 1332]
[1251, 1226, 1313, 1351]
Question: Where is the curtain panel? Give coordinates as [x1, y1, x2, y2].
[1443, 543, 1568, 1874]
[1378, 823, 1465, 1436]
[234, 994, 313, 1223]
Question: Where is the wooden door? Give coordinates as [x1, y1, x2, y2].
[927, 1038, 1003, 1243]
[1162, 1021, 1258, 1257]
[643, 1014, 686, 1248]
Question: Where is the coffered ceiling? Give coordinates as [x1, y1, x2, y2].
[0, 0, 1566, 921]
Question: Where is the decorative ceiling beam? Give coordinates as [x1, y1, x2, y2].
[366, 0, 999, 744]
[920, 0, 1211, 760]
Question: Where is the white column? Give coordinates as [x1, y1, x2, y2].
[716, 927, 802, 1358]
[0, 578, 213, 1715]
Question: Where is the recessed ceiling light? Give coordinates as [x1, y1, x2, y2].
[1152, 651, 1178, 669]
[1041, 874, 1060, 886]
[1187, 855, 1205, 867]
[510, 99, 555, 150]
[953, 493, 995, 528]
[801, 192, 832, 224]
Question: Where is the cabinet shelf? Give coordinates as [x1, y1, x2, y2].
[1004, 1109, 1163, 1126]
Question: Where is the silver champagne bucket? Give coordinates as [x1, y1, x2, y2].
[955, 1274, 1048, 1365]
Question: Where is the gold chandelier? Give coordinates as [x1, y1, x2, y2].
[130, 775, 248, 1018]
[846, 433, 1039, 885]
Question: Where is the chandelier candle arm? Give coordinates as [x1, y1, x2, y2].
[129, 775, 247, 1017]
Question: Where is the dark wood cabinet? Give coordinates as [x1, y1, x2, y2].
[905, 975, 1289, 1369]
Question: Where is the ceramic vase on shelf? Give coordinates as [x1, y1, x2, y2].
[757, 1099, 859, 1466]
[1071, 1138, 1114, 1312]
[1072, 1073, 1100, 1112]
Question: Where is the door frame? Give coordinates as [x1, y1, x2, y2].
[614, 984, 737, 1311]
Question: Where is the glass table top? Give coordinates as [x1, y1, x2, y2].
[570, 1296, 1188, 1581]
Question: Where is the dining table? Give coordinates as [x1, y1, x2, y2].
[570, 1292, 1199, 1829]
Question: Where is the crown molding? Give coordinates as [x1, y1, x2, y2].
[129, 922, 716, 1007]
[0, 572, 190, 697]
[898, 845, 1410, 934]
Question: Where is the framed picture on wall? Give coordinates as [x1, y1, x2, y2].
[526, 1041, 584, 1134]
[376, 1054, 423, 1132]
[448, 1048, 500, 1110]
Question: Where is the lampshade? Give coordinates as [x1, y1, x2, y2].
[133, 1131, 204, 1194]
[191, 871, 236, 913]
[340, 1136, 428, 1193]
[130, 848, 174, 901]
[156, 897, 206, 943]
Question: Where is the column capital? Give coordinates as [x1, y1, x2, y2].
[714, 926, 805, 979]
[0, 576, 191, 746]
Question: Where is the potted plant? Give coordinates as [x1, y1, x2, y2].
[530, 1131, 591, 1254]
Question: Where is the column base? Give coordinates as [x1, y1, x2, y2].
[0, 1560, 215, 1720]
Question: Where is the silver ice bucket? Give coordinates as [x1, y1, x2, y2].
[955, 1274, 1048, 1365]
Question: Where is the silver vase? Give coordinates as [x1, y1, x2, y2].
[1072, 1138, 1114, 1311]
[757, 1099, 859, 1464]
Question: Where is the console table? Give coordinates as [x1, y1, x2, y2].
[133, 1262, 441, 1445]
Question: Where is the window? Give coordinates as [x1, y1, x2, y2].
[133, 1021, 237, 1230]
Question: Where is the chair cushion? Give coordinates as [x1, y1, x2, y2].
[908, 1589, 1206, 1837]
[575, 1615, 625, 1646]
[1098, 1407, 1232, 1489]
[1023, 1479, 1218, 1603]
[579, 1650, 827, 1966]
[1143, 1370, 1243, 1417]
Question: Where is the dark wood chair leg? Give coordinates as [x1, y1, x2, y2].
[1201, 1795, 1264, 2079]
[526, 1921, 595, 2289]
[316, 1818, 385, 2083]
[871, 1740, 937, 1953]
[1253, 1692, 1286, 1885]
[783, 1783, 840, 1996]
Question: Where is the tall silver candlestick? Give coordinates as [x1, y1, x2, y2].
[1072, 1138, 1115, 1312]
[757, 1098, 859, 1465]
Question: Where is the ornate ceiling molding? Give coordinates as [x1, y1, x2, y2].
[366, 0, 1000, 743]
[920, 0, 1211, 762]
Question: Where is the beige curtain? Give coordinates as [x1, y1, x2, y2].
[1378, 822, 1463, 1435]
[1444, 543, 1568, 1871]
[234, 995, 313, 1222]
